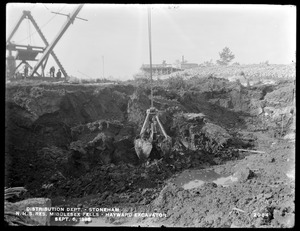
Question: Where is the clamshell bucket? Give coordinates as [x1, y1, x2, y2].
[134, 107, 172, 162]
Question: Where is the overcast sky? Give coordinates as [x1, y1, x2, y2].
[6, 3, 296, 80]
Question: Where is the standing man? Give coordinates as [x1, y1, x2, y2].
[24, 64, 29, 78]
[56, 69, 62, 78]
[50, 66, 55, 77]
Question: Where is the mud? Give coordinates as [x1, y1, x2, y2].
[5, 75, 295, 227]
[151, 138, 295, 228]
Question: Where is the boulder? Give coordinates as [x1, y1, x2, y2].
[181, 113, 206, 122]
[201, 122, 231, 147]
[232, 167, 255, 182]
[172, 113, 231, 152]
[171, 113, 205, 150]
[69, 140, 87, 155]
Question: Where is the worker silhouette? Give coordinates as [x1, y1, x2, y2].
[56, 69, 62, 78]
[50, 66, 55, 77]
[23, 63, 32, 78]
[24, 65, 29, 77]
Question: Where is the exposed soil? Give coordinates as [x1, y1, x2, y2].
[5, 76, 295, 227]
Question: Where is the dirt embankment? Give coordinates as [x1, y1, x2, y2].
[5, 84, 134, 190]
[5, 79, 294, 189]
[5, 78, 295, 227]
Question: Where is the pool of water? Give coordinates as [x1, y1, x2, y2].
[172, 169, 238, 189]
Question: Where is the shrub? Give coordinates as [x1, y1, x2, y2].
[167, 76, 187, 90]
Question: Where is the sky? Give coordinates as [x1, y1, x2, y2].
[6, 3, 296, 80]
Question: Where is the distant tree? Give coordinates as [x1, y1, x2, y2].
[232, 62, 240, 66]
[260, 60, 269, 66]
[202, 59, 214, 67]
[216, 47, 235, 66]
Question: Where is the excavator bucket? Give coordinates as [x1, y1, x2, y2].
[134, 138, 153, 162]
[134, 108, 172, 162]
[134, 109, 153, 162]
[134, 136, 173, 162]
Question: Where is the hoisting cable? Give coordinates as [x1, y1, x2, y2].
[134, 6, 172, 161]
[148, 6, 153, 108]
[27, 18, 31, 45]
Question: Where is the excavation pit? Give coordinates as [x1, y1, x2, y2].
[5, 75, 295, 227]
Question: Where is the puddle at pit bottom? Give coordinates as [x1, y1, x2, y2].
[172, 169, 238, 190]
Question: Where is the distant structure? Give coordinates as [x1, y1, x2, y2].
[180, 63, 199, 70]
[180, 55, 198, 70]
[140, 56, 198, 76]
[141, 60, 181, 75]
